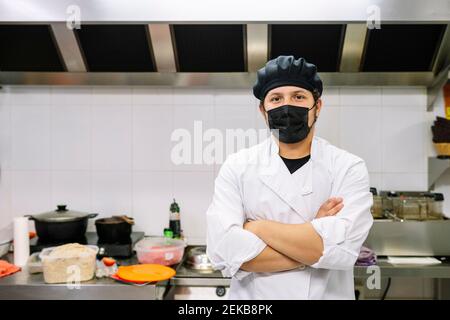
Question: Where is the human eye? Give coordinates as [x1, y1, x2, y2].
[270, 96, 281, 103]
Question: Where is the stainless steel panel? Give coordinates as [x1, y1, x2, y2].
[50, 23, 86, 72]
[365, 220, 450, 256]
[246, 24, 268, 72]
[147, 24, 176, 72]
[0, 71, 435, 87]
[1, 0, 448, 23]
[340, 24, 366, 72]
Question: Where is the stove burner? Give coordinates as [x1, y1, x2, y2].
[30, 232, 144, 258]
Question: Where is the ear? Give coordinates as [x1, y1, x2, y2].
[315, 98, 323, 118]
[258, 102, 268, 123]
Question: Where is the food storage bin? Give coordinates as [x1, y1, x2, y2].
[39, 244, 98, 284]
[134, 237, 186, 266]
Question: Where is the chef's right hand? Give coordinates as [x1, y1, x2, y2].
[315, 197, 344, 219]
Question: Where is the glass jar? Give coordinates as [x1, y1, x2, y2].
[428, 193, 444, 220]
[398, 197, 421, 220]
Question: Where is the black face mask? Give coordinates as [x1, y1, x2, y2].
[266, 103, 317, 144]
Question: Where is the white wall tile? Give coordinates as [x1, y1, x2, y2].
[214, 104, 259, 162]
[92, 104, 132, 171]
[172, 104, 215, 171]
[7, 87, 51, 106]
[92, 87, 132, 105]
[173, 171, 214, 240]
[214, 104, 256, 130]
[51, 171, 92, 212]
[11, 171, 52, 217]
[51, 105, 92, 170]
[51, 87, 92, 106]
[133, 105, 174, 171]
[315, 106, 340, 147]
[0, 87, 9, 105]
[11, 105, 51, 170]
[132, 87, 173, 105]
[382, 173, 427, 191]
[0, 85, 434, 242]
[92, 172, 132, 217]
[340, 87, 382, 106]
[382, 87, 427, 107]
[321, 87, 340, 106]
[0, 170, 12, 230]
[133, 171, 173, 236]
[368, 173, 383, 190]
[214, 89, 256, 106]
[340, 106, 382, 172]
[0, 104, 11, 170]
[173, 88, 214, 105]
[381, 107, 426, 173]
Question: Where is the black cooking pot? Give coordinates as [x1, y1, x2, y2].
[95, 216, 134, 243]
[26, 205, 98, 242]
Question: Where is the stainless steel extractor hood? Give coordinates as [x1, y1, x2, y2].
[0, 0, 449, 108]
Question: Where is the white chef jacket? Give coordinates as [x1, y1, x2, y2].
[206, 135, 374, 299]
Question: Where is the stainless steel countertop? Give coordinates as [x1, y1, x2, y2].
[3, 250, 450, 298]
[0, 254, 169, 300]
[171, 257, 450, 287]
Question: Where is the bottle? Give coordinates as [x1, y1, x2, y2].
[164, 228, 173, 239]
[169, 199, 181, 239]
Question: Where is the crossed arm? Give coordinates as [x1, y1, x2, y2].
[240, 197, 344, 273]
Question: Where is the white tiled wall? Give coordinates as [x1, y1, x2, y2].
[430, 90, 450, 217]
[0, 85, 435, 242]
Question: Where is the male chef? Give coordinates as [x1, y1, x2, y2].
[206, 55, 373, 299]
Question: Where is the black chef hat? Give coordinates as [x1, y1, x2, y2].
[252, 55, 323, 101]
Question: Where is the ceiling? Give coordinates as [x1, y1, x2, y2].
[0, 0, 449, 108]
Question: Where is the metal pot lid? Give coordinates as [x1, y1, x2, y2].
[186, 247, 214, 271]
[29, 205, 93, 223]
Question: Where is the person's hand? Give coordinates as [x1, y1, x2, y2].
[244, 220, 261, 235]
[315, 197, 344, 219]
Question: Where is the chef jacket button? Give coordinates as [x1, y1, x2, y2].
[298, 264, 306, 270]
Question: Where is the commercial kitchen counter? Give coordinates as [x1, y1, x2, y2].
[3, 251, 450, 299]
[0, 254, 169, 300]
[170, 258, 450, 287]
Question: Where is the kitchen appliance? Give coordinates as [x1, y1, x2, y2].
[365, 219, 450, 257]
[95, 216, 134, 243]
[166, 246, 230, 300]
[26, 205, 98, 242]
[370, 190, 445, 221]
[30, 231, 145, 258]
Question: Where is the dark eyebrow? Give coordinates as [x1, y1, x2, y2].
[267, 89, 308, 98]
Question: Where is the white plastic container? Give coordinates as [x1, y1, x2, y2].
[39, 244, 98, 284]
[134, 237, 186, 266]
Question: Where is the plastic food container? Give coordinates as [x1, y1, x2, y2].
[39, 244, 98, 284]
[134, 237, 186, 266]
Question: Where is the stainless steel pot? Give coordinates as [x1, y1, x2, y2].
[185, 247, 214, 273]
